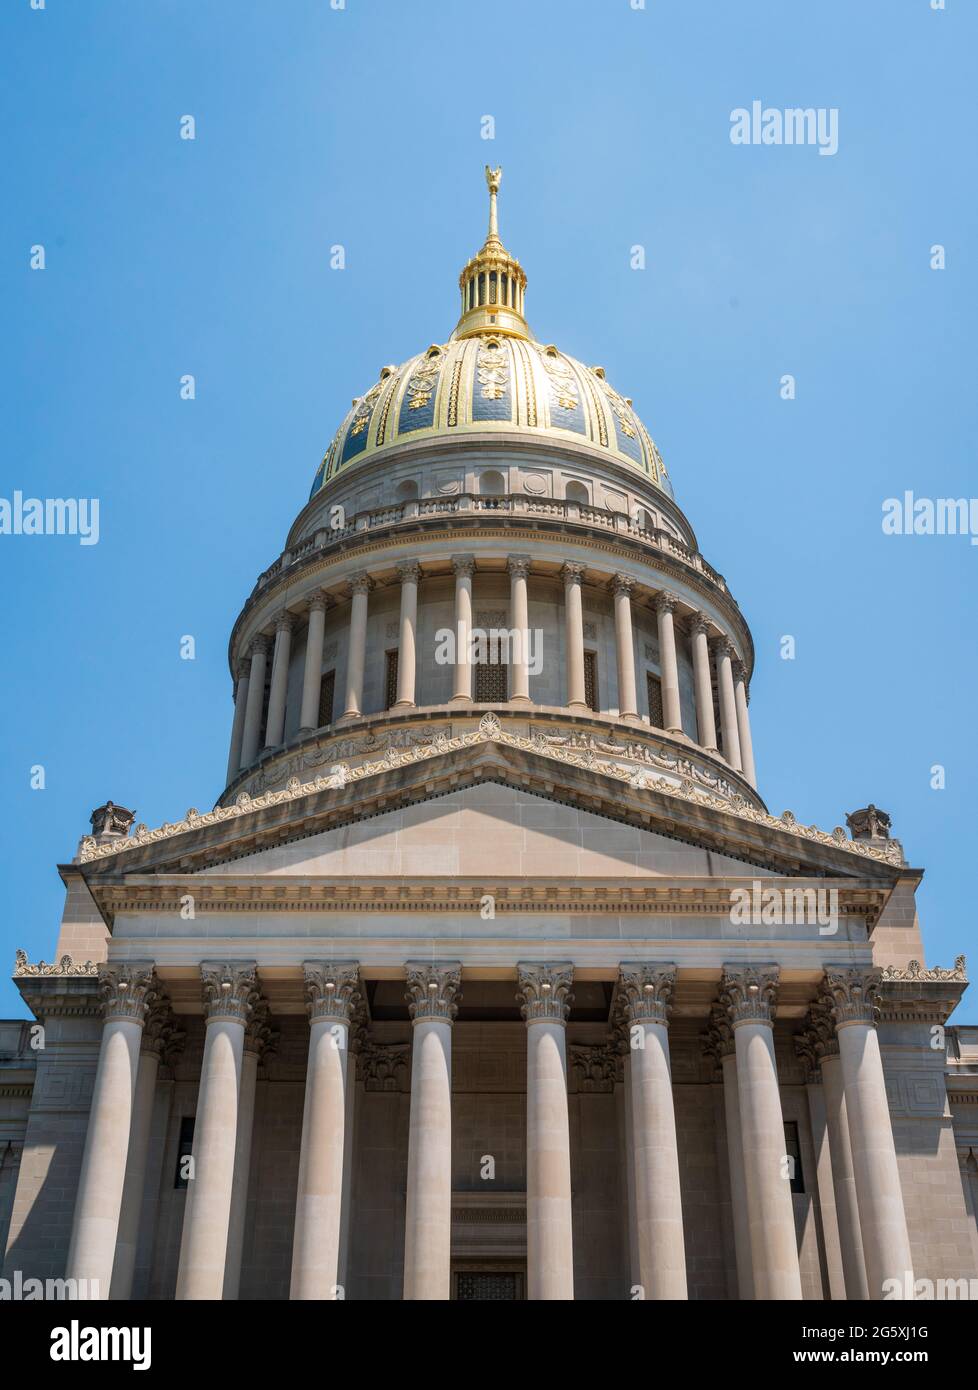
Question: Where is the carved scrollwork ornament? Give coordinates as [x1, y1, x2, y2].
[303, 962, 362, 1023]
[244, 997, 279, 1060]
[517, 963, 574, 1023]
[720, 964, 780, 1027]
[349, 571, 372, 596]
[701, 1001, 735, 1063]
[561, 561, 586, 586]
[654, 590, 679, 615]
[396, 560, 422, 586]
[611, 573, 635, 598]
[404, 963, 462, 1023]
[200, 962, 259, 1023]
[822, 967, 881, 1028]
[98, 963, 160, 1024]
[617, 964, 676, 1025]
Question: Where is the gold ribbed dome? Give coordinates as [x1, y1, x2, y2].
[308, 170, 674, 500]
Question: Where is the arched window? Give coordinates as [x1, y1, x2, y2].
[479, 470, 506, 496]
[565, 480, 589, 505]
[395, 479, 419, 501]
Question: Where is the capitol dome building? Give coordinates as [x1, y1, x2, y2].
[2, 170, 976, 1303]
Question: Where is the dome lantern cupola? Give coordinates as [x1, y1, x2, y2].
[453, 166, 530, 341]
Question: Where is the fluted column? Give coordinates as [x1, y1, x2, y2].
[732, 659, 757, 787]
[110, 997, 184, 1300]
[611, 575, 639, 722]
[264, 612, 295, 748]
[394, 562, 421, 708]
[65, 964, 159, 1298]
[518, 963, 574, 1300]
[403, 963, 461, 1300]
[562, 562, 587, 710]
[711, 638, 742, 771]
[239, 636, 269, 769]
[224, 997, 276, 1300]
[823, 969, 914, 1298]
[720, 965, 803, 1299]
[341, 573, 371, 719]
[298, 592, 329, 733]
[655, 592, 684, 735]
[450, 555, 474, 703]
[508, 555, 531, 704]
[619, 965, 686, 1298]
[176, 962, 258, 1301]
[291, 964, 361, 1300]
[226, 662, 250, 783]
[703, 1004, 754, 1299]
[690, 613, 718, 752]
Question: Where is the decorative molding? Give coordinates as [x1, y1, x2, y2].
[358, 1040, 410, 1090]
[617, 964, 676, 1025]
[569, 1042, 618, 1092]
[303, 962, 361, 1023]
[200, 962, 259, 1024]
[98, 963, 160, 1024]
[720, 964, 779, 1027]
[405, 962, 462, 1023]
[244, 996, 278, 1060]
[14, 950, 97, 978]
[822, 967, 881, 1028]
[517, 963, 573, 1023]
[880, 957, 967, 983]
[701, 1002, 735, 1065]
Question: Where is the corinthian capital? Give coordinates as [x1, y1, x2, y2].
[517, 963, 574, 1024]
[451, 554, 475, 579]
[349, 571, 372, 596]
[689, 611, 713, 639]
[701, 1002, 735, 1065]
[200, 962, 259, 1024]
[822, 967, 881, 1029]
[405, 963, 462, 1023]
[249, 634, 269, 658]
[720, 964, 780, 1028]
[611, 573, 635, 598]
[275, 610, 296, 635]
[396, 560, 422, 585]
[303, 962, 361, 1023]
[507, 554, 531, 580]
[710, 636, 736, 661]
[141, 989, 186, 1062]
[98, 962, 160, 1024]
[244, 996, 279, 1059]
[617, 964, 676, 1025]
[561, 561, 586, 586]
[654, 590, 678, 615]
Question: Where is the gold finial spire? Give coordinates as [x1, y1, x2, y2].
[485, 165, 502, 246]
[454, 167, 530, 341]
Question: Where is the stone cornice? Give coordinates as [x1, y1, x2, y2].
[74, 715, 907, 886]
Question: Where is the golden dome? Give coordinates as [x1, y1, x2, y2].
[309, 170, 673, 500]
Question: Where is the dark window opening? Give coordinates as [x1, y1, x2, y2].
[385, 649, 399, 709]
[583, 650, 598, 712]
[318, 669, 335, 728]
[647, 672, 664, 728]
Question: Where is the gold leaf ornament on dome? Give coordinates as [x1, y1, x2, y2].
[348, 378, 384, 437]
[477, 340, 509, 399]
[405, 354, 440, 410]
[597, 374, 637, 438]
[537, 346, 578, 412]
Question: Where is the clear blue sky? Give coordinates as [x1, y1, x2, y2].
[1, 0, 975, 1018]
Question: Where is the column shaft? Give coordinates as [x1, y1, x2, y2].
[264, 616, 293, 748]
[721, 1050, 755, 1299]
[239, 639, 268, 769]
[562, 564, 587, 709]
[733, 660, 757, 787]
[821, 1052, 870, 1299]
[298, 597, 328, 732]
[222, 1046, 260, 1299]
[450, 557, 473, 703]
[655, 594, 683, 734]
[508, 556, 531, 703]
[629, 1024, 686, 1296]
[690, 616, 718, 751]
[109, 1047, 160, 1300]
[342, 576, 370, 719]
[291, 1021, 350, 1297]
[225, 665, 250, 784]
[612, 577, 639, 721]
[713, 640, 743, 771]
[394, 563, 420, 708]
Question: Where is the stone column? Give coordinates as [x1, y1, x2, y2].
[562, 562, 587, 710]
[394, 562, 421, 708]
[732, 659, 757, 788]
[403, 963, 461, 1300]
[703, 1004, 754, 1299]
[611, 575, 639, 722]
[619, 965, 687, 1299]
[720, 965, 803, 1300]
[711, 638, 743, 772]
[802, 999, 869, 1299]
[450, 556, 474, 703]
[341, 573, 371, 719]
[508, 555, 532, 704]
[176, 962, 258, 1301]
[239, 636, 269, 769]
[298, 592, 329, 733]
[225, 662, 250, 784]
[690, 613, 718, 753]
[655, 592, 684, 735]
[264, 612, 294, 749]
[518, 963, 575, 1300]
[290, 964, 361, 1300]
[224, 998, 276, 1300]
[823, 968, 914, 1298]
[110, 997, 183, 1301]
[65, 963, 159, 1298]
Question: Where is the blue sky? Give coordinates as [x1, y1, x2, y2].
[1, 0, 975, 1018]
